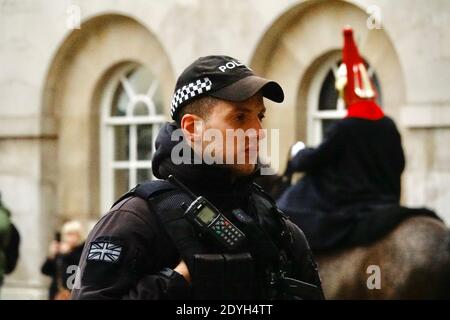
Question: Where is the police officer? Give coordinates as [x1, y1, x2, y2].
[72, 56, 323, 300]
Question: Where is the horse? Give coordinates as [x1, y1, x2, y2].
[256, 172, 450, 299]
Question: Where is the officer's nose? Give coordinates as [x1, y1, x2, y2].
[255, 119, 266, 141]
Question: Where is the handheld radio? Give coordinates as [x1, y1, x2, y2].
[168, 175, 246, 251]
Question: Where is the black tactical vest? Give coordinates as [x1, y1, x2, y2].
[115, 179, 323, 300]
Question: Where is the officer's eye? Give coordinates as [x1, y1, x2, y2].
[258, 113, 265, 122]
[235, 113, 246, 122]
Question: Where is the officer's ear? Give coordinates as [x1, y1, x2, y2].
[180, 114, 205, 143]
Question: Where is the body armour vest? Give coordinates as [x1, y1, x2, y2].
[114, 179, 323, 300]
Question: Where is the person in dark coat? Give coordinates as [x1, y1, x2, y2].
[0, 193, 21, 290]
[41, 220, 84, 299]
[276, 27, 424, 251]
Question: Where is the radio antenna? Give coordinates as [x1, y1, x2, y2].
[168, 175, 197, 200]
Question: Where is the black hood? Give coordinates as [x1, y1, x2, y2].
[151, 121, 182, 180]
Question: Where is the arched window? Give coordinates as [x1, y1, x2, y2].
[307, 57, 382, 146]
[101, 64, 166, 212]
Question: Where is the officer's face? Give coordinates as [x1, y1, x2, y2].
[203, 93, 266, 177]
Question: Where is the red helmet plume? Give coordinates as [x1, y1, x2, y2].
[336, 26, 384, 120]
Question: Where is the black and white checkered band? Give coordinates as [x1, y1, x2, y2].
[170, 77, 212, 118]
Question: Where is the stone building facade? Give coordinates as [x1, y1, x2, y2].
[0, 0, 449, 299]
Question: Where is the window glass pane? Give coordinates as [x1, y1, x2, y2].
[114, 126, 129, 161]
[127, 68, 153, 95]
[111, 82, 129, 117]
[133, 101, 149, 116]
[152, 86, 164, 115]
[137, 168, 152, 183]
[318, 70, 338, 110]
[103, 64, 166, 212]
[137, 125, 152, 160]
[114, 169, 129, 199]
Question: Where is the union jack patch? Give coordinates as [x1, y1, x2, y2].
[87, 239, 123, 263]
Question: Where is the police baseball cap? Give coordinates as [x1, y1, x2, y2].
[170, 55, 284, 120]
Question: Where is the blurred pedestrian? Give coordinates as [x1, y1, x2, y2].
[41, 220, 84, 300]
[0, 192, 20, 294]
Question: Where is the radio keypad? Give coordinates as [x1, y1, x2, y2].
[211, 215, 244, 246]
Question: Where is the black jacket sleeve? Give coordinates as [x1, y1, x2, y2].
[41, 257, 56, 277]
[71, 198, 191, 300]
[126, 268, 191, 300]
[290, 123, 343, 173]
